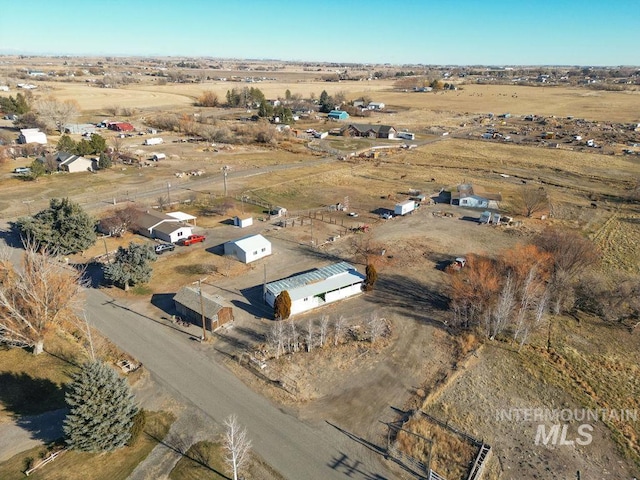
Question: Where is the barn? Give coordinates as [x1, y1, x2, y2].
[18, 128, 47, 145]
[224, 234, 271, 263]
[264, 262, 365, 316]
[173, 286, 234, 331]
[327, 110, 350, 120]
[57, 153, 94, 173]
[108, 122, 135, 132]
[347, 124, 397, 139]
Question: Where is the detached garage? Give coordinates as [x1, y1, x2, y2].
[173, 286, 234, 331]
[224, 234, 272, 263]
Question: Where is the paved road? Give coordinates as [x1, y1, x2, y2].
[85, 289, 389, 480]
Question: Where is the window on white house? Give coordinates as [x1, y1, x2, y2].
[253, 251, 258, 255]
[261, 247, 266, 252]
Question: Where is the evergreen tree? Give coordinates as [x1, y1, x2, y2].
[27, 159, 46, 180]
[16, 198, 96, 255]
[63, 361, 138, 452]
[104, 242, 156, 290]
[98, 152, 112, 169]
[257, 100, 273, 118]
[319, 90, 334, 113]
[88, 133, 107, 154]
[274, 290, 292, 320]
[75, 139, 93, 156]
[56, 134, 76, 153]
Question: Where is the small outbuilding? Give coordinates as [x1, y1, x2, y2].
[64, 123, 97, 135]
[394, 200, 416, 216]
[151, 153, 166, 161]
[234, 216, 253, 228]
[57, 153, 94, 173]
[224, 234, 272, 263]
[173, 286, 234, 331]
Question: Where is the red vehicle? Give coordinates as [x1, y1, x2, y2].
[180, 234, 206, 246]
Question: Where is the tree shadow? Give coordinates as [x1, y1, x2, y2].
[15, 408, 67, 443]
[365, 274, 449, 328]
[0, 372, 66, 417]
[145, 432, 231, 479]
[0, 222, 27, 249]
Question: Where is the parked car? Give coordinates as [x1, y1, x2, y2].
[154, 243, 175, 254]
[179, 234, 206, 246]
[13, 167, 31, 174]
[380, 213, 393, 219]
[348, 212, 359, 217]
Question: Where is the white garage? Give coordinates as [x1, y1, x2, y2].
[224, 234, 271, 263]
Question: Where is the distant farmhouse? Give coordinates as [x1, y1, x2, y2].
[451, 184, 502, 210]
[264, 262, 365, 316]
[347, 124, 397, 139]
[50, 152, 95, 173]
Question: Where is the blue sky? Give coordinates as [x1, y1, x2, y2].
[1, 0, 638, 66]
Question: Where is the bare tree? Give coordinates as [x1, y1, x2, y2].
[267, 321, 286, 359]
[35, 97, 79, 132]
[0, 245, 84, 354]
[520, 186, 549, 218]
[333, 315, 346, 346]
[305, 319, 314, 352]
[489, 273, 516, 340]
[318, 315, 330, 348]
[367, 313, 387, 344]
[287, 318, 299, 353]
[223, 415, 252, 480]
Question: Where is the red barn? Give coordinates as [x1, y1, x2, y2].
[108, 122, 135, 132]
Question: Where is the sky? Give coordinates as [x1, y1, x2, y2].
[0, 0, 638, 66]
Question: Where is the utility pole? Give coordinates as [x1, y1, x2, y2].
[222, 165, 229, 197]
[198, 279, 207, 341]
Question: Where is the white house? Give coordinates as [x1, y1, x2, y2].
[264, 262, 365, 316]
[224, 234, 271, 264]
[18, 128, 47, 145]
[451, 184, 502, 210]
[135, 210, 194, 243]
[368, 102, 385, 110]
[234, 216, 253, 228]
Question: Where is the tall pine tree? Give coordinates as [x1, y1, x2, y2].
[63, 361, 138, 452]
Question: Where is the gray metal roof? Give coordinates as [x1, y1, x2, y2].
[173, 286, 230, 319]
[265, 261, 363, 298]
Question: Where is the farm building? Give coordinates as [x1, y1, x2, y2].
[451, 184, 502, 210]
[144, 137, 163, 146]
[264, 261, 365, 316]
[234, 216, 253, 228]
[270, 206, 287, 217]
[224, 234, 271, 263]
[394, 200, 416, 216]
[135, 209, 194, 243]
[368, 102, 385, 110]
[18, 128, 47, 145]
[327, 110, 350, 120]
[347, 124, 397, 139]
[64, 123, 97, 135]
[107, 122, 135, 132]
[173, 286, 234, 331]
[151, 153, 166, 161]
